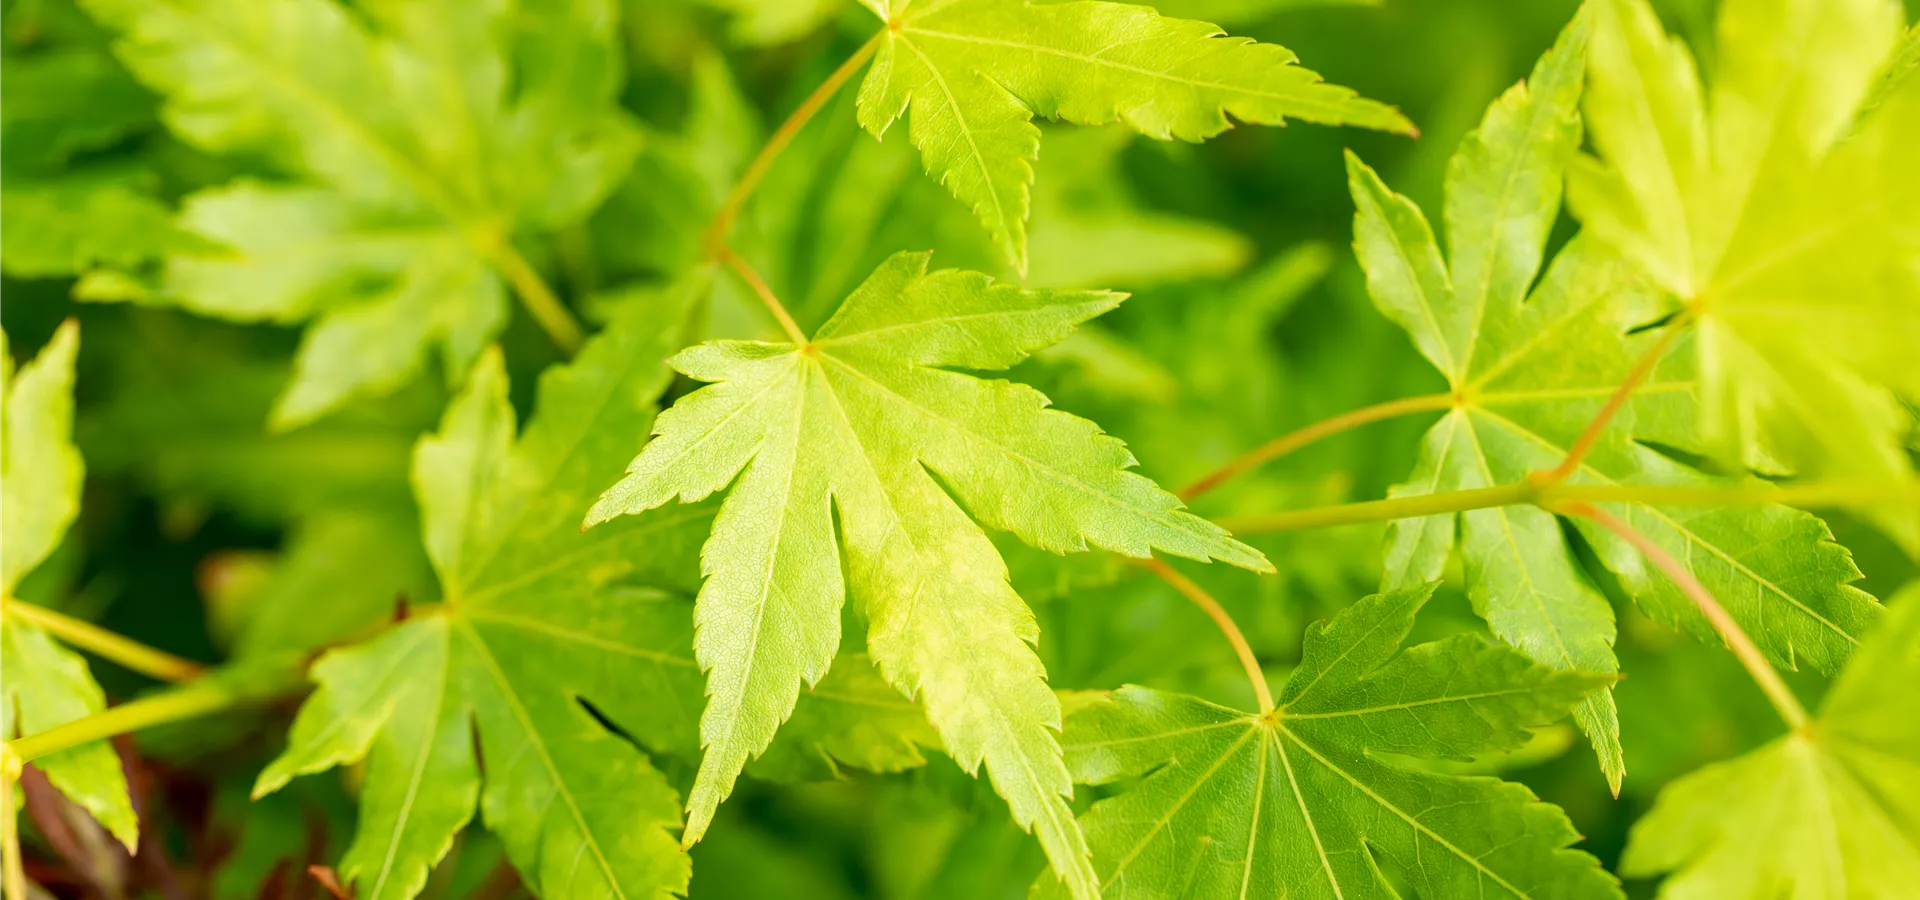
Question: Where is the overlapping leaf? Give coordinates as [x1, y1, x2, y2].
[1621, 585, 1920, 898]
[1352, 7, 1882, 790]
[256, 284, 937, 900]
[1, 322, 139, 850]
[1038, 584, 1620, 900]
[854, 0, 1414, 274]
[0, 4, 208, 278]
[255, 297, 700, 900]
[1570, 0, 1920, 533]
[587, 251, 1270, 899]
[80, 0, 640, 427]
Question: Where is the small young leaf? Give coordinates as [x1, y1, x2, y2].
[1037, 584, 1621, 900]
[588, 251, 1270, 899]
[855, 0, 1413, 274]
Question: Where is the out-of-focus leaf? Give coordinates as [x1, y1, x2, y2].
[1572, 0, 1920, 544]
[82, 0, 642, 427]
[0, 322, 138, 850]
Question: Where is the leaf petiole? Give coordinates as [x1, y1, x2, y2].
[720, 248, 809, 344]
[1180, 393, 1455, 500]
[2, 597, 205, 683]
[1563, 502, 1811, 730]
[1539, 311, 1693, 484]
[704, 32, 885, 258]
[1140, 559, 1274, 713]
[1218, 479, 1920, 535]
[486, 239, 584, 355]
[9, 680, 257, 765]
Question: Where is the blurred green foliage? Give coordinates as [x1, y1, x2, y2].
[3, 0, 1917, 897]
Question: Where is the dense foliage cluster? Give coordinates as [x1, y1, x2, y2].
[3, 0, 1918, 897]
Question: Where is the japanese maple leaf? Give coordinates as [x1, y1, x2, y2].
[80, 0, 639, 427]
[1571, 0, 1920, 542]
[1350, 6, 1881, 791]
[257, 284, 943, 900]
[1036, 584, 1621, 900]
[1621, 584, 1920, 899]
[586, 251, 1271, 899]
[852, 0, 1415, 274]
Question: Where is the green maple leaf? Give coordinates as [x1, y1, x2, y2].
[1570, 0, 1920, 514]
[1036, 584, 1620, 900]
[585, 251, 1270, 899]
[254, 295, 703, 900]
[1350, 5, 1882, 791]
[1620, 584, 1920, 898]
[80, 0, 639, 428]
[1, 321, 139, 851]
[853, 0, 1414, 275]
[0, 10, 210, 278]
[256, 284, 938, 899]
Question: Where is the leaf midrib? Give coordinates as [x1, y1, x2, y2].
[454, 617, 629, 898]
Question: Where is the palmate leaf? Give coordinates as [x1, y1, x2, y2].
[80, 0, 639, 428]
[1621, 585, 1920, 898]
[586, 251, 1270, 900]
[0, 322, 139, 850]
[1570, 0, 1920, 531]
[854, 0, 1414, 275]
[256, 284, 938, 900]
[255, 296, 703, 900]
[1037, 584, 1620, 900]
[1350, 5, 1882, 791]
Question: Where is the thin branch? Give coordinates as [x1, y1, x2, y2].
[1547, 479, 1920, 509]
[1564, 502, 1811, 729]
[704, 33, 884, 257]
[488, 240, 584, 355]
[720, 249, 808, 344]
[3, 599, 204, 683]
[1219, 483, 1535, 535]
[1539, 313, 1691, 484]
[1180, 393, 1454, 500]
[1139, 559, 1274, 714]
[11, 683, 252, 765]
[1217, 478, 1920, 536]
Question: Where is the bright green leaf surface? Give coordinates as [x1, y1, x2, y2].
[1355, 7, 1883, 790]
[258, 298, 703, 900]
[1621, 585, 1920, 899]
[0, 322, 139, 850]
[855, 0, 1413, 274]
[587, 251, 1270, 899]
[1571, 0, 1920, 522]
[1038, 584, 1621, 900]
[81, 0, 640, 427]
